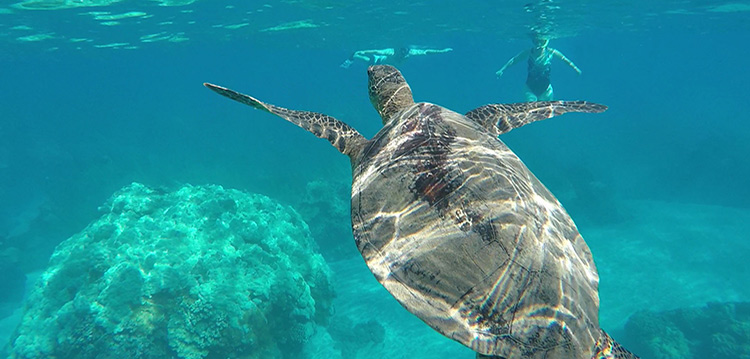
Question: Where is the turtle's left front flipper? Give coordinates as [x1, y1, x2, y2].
[204, 83, 367, 159]
[465, 101, 607, 136]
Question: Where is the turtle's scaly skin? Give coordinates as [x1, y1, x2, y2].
[204, 65, 639, 359]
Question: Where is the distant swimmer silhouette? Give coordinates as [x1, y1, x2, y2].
[340, 46, 452, 68]
[496, 36, 581, 101]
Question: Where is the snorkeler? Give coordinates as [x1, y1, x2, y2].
[495, 37, 582, 101]
[340, 46, 453, 68]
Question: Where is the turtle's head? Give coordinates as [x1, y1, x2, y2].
[367, 65, 415, 124]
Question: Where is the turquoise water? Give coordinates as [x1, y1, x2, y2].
[1, 1, 749, 358]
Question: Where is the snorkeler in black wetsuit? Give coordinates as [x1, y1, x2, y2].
[496, 37, 582, 101]
[340, 46, 452, 68]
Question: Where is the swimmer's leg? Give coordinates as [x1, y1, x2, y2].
[539, 84, 554, 101]
[352, 53, 371, 62]
[524, 85, 538, 102]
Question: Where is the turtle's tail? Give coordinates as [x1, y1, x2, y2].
[591, 329, 640, 359]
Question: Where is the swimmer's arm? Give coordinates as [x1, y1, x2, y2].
[496, 49, 528, 77]
[552, 49, 582, 74]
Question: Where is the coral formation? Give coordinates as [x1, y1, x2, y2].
[624, 301, 750, 359]
[8, 183, 333, 359]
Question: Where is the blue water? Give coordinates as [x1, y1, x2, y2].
[1, 1, 749, 358]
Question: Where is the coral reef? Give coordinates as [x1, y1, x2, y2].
[8, 183, 333, 359]
[624, 301, 750, 359]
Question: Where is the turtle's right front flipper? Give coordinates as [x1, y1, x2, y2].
[465, 100, 607, 136]
[204, 83, 367, 158]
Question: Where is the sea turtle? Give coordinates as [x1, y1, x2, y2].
[204, 65, 639, 359]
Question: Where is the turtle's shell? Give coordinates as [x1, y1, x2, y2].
[351, 102, 600, 358]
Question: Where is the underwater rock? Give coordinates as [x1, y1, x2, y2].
[623, 301, 750, 359]
[8, 182, 334, 359]
[555, 164, 627, 227]
[328, 315, 386, 358]
[294, 179, 355, 261]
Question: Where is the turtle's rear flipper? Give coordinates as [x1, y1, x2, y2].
[204, 83, 367, 158]
[474, 330, 639, 359]
[591, 329, 640, 359]
[465, 101, 607, 136]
